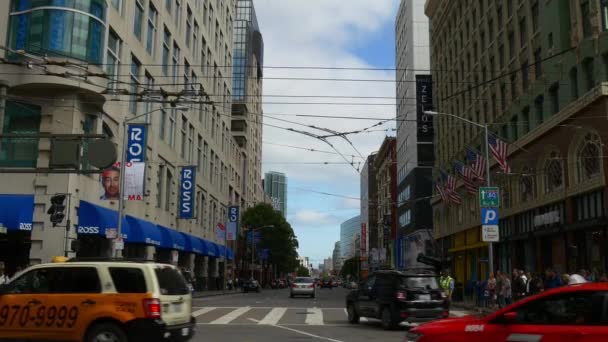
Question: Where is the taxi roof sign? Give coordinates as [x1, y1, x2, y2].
[51, 256, 69, 263]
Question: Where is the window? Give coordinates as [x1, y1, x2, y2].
[172, 43, 180, 82]
[197, 135, 203, 170]
[549, 83, 560, 114]
[159, 108, 166, 141]
[111, 0, 122, 12]
[7, 267, 100, 294]
[581, 2, 592, 38]
[169, 109, 176, 147]
[532, 3, 539, 32]
[583, 58, 595, 91]
[156, 164, 165, 207]
[534, 49, 543, 78]
[166, 0, 172, 13]
[545, 152, 563, 193]
[510, 73, 517, 100]
[578, 133, 601, 181]
[193, 21, 199, 60]
[519, 18, 527, 46]
[505, 292, 605, 325]
[520, 166, 535, 202]
[570, 67, 579, 99]
[210, 151, 215, 183]
[499, 45, 505, 69]
[109, 268, 147, 293]
[144, 73, 154, 122]
[165, 170, 173, 211]
[129, 55, 141, 114]
[510, 116, 518, 140]
[188, 125, 194, 163]
[106, 30, 121, 89]
[496, 5, 502, 27]
[133, 0, 145, 40]
[181, 116, 187, 158]
[535, 96, 544, 126]
[162, 28, 171, 75]
[508, 31, 515, 60]
[522, 107, 530, 134]
[521, 61, 529, 91]
[203, 142, 209, 175]
[186, 6, 193, 47]
[175, 0, 182, 29]
[147, 3, 157, 55]
[154, 266, 189, 295]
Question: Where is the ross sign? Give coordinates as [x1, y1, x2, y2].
[479, 187, 500, 207]
[126, 124, 147, 162]
[179, 166, 196, 219]
[227, 206, 239, 241]
[534, 211, 560, 227]
[482, 225, 500, 242]
[415, 75, 434, 143]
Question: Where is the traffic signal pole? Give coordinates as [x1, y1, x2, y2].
[63, 193, 72, 257]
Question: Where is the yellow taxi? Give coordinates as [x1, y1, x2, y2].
[0, 258, 195, 342]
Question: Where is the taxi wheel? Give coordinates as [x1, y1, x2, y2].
[85, 322, 128, 342]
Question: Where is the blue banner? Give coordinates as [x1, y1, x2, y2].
[127, 124, 146, 162]
[227, 206, 239, 241]
[179, 166, 196, 219]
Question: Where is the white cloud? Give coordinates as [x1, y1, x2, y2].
[291, 209, 343, 227]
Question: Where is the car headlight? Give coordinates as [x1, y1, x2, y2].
[405, 332, 423, 342]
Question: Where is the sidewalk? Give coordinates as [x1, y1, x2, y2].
[451, 297, 496, 315]
[193, 288, 241, 298]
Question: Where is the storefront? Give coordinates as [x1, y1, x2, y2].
[0, 194, 34, 275]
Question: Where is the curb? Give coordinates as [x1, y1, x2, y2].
[451, 302, 495, 315]
[193, 291, 242, 298]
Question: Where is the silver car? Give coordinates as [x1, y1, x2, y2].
[290, 277, 316, 298]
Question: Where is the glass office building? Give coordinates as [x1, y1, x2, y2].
[264, 171, 287, 216]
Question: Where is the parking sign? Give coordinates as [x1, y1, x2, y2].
[481, 207, 499, 242]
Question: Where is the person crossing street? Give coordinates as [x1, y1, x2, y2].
[439, 270, 455, 304]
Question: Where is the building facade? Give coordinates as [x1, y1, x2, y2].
[374, 137, 397, 269]
[360, 153, 378, 257]
[395, 0, 436, 270]
[340, 215, 361, 259]
[264, 171, 287, 216]
[332, 241, 343, 273]
[0, 0, 248, 290]
[427, 0, 608, 286]
[232, 0, 264, 208]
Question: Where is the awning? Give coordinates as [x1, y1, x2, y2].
[202, 239, 217, 257]
[448, 241, 488, 253]
[217, 244, 226, 259]
[77, 201, 128, 238]
[157, 225, 186, 251]
[226, 248, 234, 260]
[0, 194, 34, 232]
[186, 235, 206, 255]
[125, 216, 164, 247]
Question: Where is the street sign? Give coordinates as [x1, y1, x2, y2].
[114, 237, 124, 250]
[482, 226, 499, 242]
[479, 187, 500, 207]
[105, 228, 117, 239]
[481, 208, 499, 226]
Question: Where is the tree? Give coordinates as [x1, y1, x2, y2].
[297, 265, 310, 277]
[242, 203, 300, 276]
[340, 257, 360, 279]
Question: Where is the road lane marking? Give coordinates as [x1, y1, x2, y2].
[259, 308, 287, 325]
[209, 307, 251, 324]
[248, 318, 344, 342]
[305, 307, 324, 325]
[192, 307, 217, 317]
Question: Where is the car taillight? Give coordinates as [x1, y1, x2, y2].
[292, 284, 298, 288]
[308, 284, 315, 288]
[396, 291, 407, 300]
[143, 298, 161, 319]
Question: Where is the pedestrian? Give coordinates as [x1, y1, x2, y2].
[525, 271, 533, 296]
[502, 273, 512, 306]
[561, 273, 570, 286]
[439, 270, 455, 303]
[517, 270, 528, 298]
[544, 268, 563, 289]
[511, 269, 521, 301]
[487, 272, 497, 309]
[496, 271, 504, 308]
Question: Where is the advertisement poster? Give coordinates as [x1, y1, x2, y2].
[100, 162, 145, 201]
[216, 223, 226, 241]
[227, 206, 239, 241]
[179, 166, 196, 219]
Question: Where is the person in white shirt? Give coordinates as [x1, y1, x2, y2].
[0, 266, 10, 285]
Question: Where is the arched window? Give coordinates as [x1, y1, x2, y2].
[577, 133, 601, 181]
[520, 167, 535, 202]
[545, 152, 564, 193]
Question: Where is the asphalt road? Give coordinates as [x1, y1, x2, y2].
[191, 287, 472, 342]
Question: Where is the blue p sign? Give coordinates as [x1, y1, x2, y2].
[481, 208, 499, 226]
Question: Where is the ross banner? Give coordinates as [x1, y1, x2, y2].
[100, 162, 144, 200]
[216, 223, 226, 241]
[126, 124, 147, 162]
[179, 166, 196, 219]
[227, 206, 239, 241]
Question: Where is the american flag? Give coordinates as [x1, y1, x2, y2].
[443, 172, 462, 205]
[435, 178, 449, 204]
[453, 160, 477, 194]
[466, 148, 486, 182]
[488, 135, 511, 173]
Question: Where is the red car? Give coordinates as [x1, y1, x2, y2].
[406, 283, 608, 342]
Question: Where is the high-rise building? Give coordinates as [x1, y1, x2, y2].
[332, 241, 343, 273]
[232, 0, 264, 209]
[264, 171, 287, 216]
[340, 215, 361, 259]
[360, 153, 378, 256]
[0, 0, 246, 289]
[374, 137, 397, 269]
[426, 0, 608, 282]
[395, 0, 434, 270]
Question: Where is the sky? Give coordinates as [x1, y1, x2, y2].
[253, 0, 399, 267]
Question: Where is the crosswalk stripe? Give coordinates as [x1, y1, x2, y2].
[209, 307, 251, 324]
[305, 308, 324, 325]
[259, 308, 288, 325]
[192, 307, 216, 317]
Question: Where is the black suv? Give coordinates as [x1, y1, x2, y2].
[345, 269, 449, 329]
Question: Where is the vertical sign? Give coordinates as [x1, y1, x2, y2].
[216, 223, 226, 241]
[415, 75, 434, 142]
[127, 124, 147, 162]
[179, 166, 196, 218]
[227, 206, 239, 241]
[360, 223, 367, 256]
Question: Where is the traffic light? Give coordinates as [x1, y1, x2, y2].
[47, 194, 67, 227]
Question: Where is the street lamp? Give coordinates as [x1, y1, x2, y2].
[424, 110, 494, 275]
[245, 225, 274, 280]
[113, 105, 188, 257]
